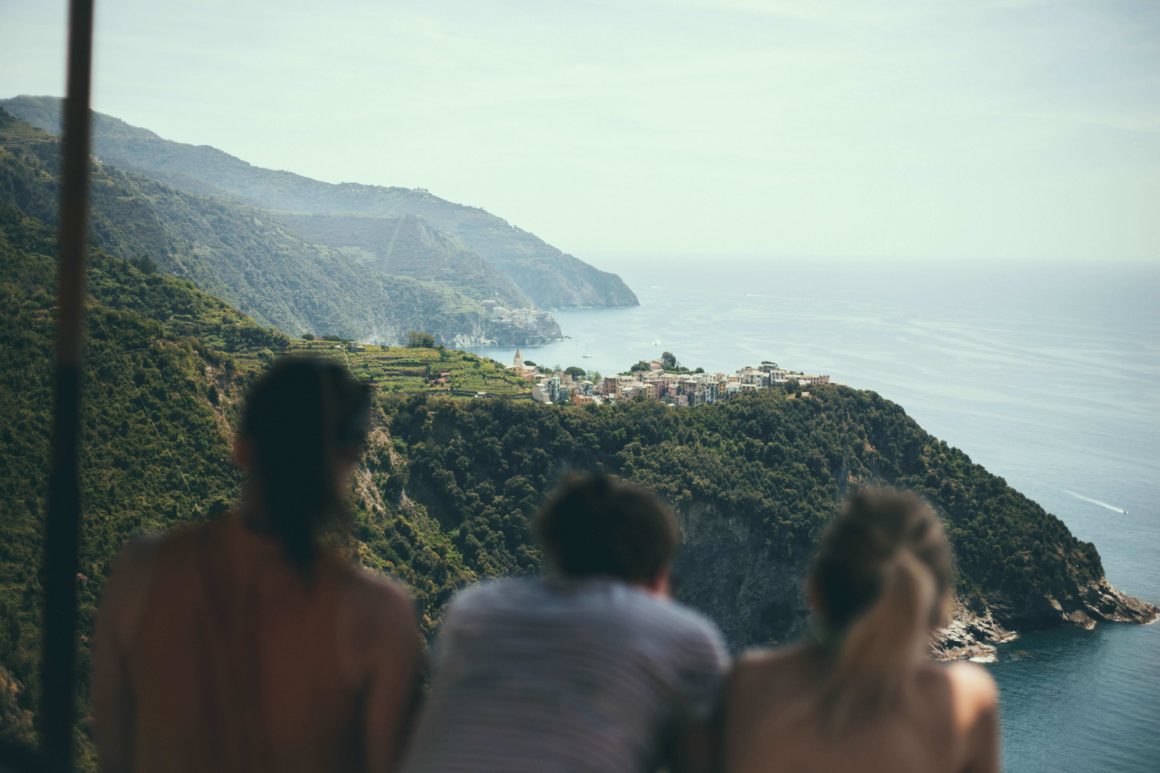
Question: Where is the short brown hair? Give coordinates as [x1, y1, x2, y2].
[535, 474, 680, 584]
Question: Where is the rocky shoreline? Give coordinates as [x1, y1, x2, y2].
[933, 581, 1159, 662]
[933, 605, 1018, 662]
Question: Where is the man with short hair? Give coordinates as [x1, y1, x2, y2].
[401, 474, 729, 773]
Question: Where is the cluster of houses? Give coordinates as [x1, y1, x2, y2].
[508, 350, 833, 407]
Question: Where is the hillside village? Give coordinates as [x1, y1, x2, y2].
[508, 350, 833, 407]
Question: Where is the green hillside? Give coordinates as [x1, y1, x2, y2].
[280, 340, 532, 397]
[0, 95, 639, 310]
[274, 213, 534, 309]
[0, 109, 561, 347]
[386, 390, 1157, 647]
[0, 208, 497, 763]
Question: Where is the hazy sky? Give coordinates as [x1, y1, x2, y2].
[2, 0, 1158, 263]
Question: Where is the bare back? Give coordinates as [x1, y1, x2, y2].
[723, 646, 999, 773]
[94, 514, 420, 773]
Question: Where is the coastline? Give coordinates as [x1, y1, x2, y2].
[934, 584, 1159, 663]
[934, 605, 1018, 663]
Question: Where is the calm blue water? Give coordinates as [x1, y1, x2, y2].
[471, 259, 1160, 772]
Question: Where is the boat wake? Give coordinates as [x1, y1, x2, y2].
[1062, 489, 1128, 514]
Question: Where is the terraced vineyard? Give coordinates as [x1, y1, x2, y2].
[281, 340, 533, 398]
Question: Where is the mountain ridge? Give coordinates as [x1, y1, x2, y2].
[1, 95, 639, 310]
[273, 212, 534, 309]
[0, 109, 561, 347]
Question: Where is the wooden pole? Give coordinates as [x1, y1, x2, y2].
[40, 0, 95, 767]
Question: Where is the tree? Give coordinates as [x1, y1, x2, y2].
[407, 330, 437, 348]
[131, 254, 157, 274]
[564, 366, 587, 380]
[661, 351, 677, 370]
[630, 360, 650, 373]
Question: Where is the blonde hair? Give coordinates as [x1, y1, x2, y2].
[807, 488, 954, 731]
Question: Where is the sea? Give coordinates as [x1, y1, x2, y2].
[470, 259, 1160, 773]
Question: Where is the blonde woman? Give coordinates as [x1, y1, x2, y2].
[723, 489, 1000, 773]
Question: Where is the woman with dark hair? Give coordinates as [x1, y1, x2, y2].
[722, 488, 1000, 773]
[94, 357, 421, 773]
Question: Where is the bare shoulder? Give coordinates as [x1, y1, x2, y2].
[99, 534, 164, 645]
[112, 533, 162, 579]
[729, 645, 810, 695]
[724, 645, 813, 740]
[333, 563, 420, 689]
[337, 562, 418, 633]
[946, 661, 999, 707]
[735, 644, 811, 672]
[941, 660, 1000, 742]
[108, 520, 221, 591]
[103, 534, 165, 607]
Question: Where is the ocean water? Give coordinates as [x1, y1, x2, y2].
[470, 259, 1160, 772]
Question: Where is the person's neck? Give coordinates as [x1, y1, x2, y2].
[546, 570, 671, 598]
[636, 575, 670, 598]
[238, 491, 274, 536]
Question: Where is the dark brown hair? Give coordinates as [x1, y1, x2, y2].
[535, 474, 680, 584]
[240, 356, 371, 572]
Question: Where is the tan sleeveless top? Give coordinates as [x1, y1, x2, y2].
[126, 515, 362, 772]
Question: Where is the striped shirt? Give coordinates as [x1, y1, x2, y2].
[401, 577, 729, 773]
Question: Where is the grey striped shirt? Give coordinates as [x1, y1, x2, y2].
[401, 577, 729, 773]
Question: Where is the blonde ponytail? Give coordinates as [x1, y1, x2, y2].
[807, 488, 953, 733]
[818, 551, 936, 729]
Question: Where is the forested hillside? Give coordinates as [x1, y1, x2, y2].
[0, 205, 492, 764]
[1, 95, 639, 310]
[0, 109, 560, 347]
[385, 390, 1156, 648]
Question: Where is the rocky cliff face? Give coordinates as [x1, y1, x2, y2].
[937, 568, 1157, 659]
[433, 308, 562, 349]
[933, 579, 1157, 661]
[676, 499, 812, 649]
